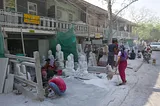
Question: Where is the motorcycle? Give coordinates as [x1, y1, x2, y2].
[146, 45, 152, 54]
[142, 49, 151, 63]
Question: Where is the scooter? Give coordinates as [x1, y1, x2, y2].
[142, 50, 151, 63]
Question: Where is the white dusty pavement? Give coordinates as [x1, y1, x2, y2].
[92, 51, 160, 106]
[0, 52, 159, 106]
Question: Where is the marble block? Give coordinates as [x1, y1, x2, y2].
[0, 58, 9, 93]
[4, 74, 14, 93]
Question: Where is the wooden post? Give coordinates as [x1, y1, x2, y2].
[21, 27, 25, 55]
[34, 51, 45, 101]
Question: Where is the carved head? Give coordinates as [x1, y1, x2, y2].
[56, 44, 61, 51]
[42, 55, 46, 60]
[80, 55, 85, 61]
[70, 54, 74, 59]
[48, 50, 52, 56]
[50, 55, 54, 60]
[67, 55, 72, 61]
[106, 64, 112, 72]
[89, 52, 92, 56]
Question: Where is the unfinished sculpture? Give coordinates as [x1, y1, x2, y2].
[106, 64, 115, 80]
[14, 63, 31, 80]
[63, 55, 75, 76]
[77, 44, 85, 58]
[48, 50, 52, 58]
[21, 65, 31, 81]
[21, 65, 26, 74]
[69, 54, 74, 62]
[88, 52, 97, 66]
[49, 55, 54, 67]
[77, 54, 88, 75]
[48, 50, 55, 67]
[15, 63, 24, 76]
[69, 53, 74, 68]
[41, 55, 46, 67]
[56, 44, 64, 69]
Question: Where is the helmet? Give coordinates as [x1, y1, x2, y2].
[119, 45, 125, 51]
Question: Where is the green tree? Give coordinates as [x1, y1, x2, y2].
[129, 7, 160, 40]
[6, 0, 15, 8]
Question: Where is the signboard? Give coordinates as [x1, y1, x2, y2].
[24, 14, 40, 25]
[29, 30, 35, 33]
[95, 33, 102, 38]
[92, 39, 103, 45]
[4, 0, 16, 12]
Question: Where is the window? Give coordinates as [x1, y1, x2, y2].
[57, 10, 62, 19]
[48, 5, 55, 18]
[28, 2, 37, 15]
[68, 13, 73, 22]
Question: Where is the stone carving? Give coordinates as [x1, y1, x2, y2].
[48, 50, 52, 59]
[63, 55, 75, 76]
[15, 63, 24, 76]
[14, 63, 31, 80]
[88, 52, 97, 66]
[41, 55, 46, 67]
[69, 54, 74, 62]
[48, 50, 55, 67]
[76, 54, 88, 75]
[55, 44, 64, 69]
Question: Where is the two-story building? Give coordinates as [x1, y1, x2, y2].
[0, 0, 136, 57]
[0, 0, 88, 57]
[46, 0, 88, 44]
[70, 0, 135, 44]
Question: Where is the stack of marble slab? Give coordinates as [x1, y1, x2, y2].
[4, 74, 14, 93]
[0, 58, 9, 93]
[88, 66, 107, 74]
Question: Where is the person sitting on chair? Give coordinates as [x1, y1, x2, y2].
[129, 50, 136, 60]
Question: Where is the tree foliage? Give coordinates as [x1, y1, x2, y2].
[130, 7, 160, 40]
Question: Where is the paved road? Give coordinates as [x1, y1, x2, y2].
[99, 51, 160, 106]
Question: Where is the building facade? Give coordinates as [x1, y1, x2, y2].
[0, 0, 135, 57]
[71, 0, 135, 41]
[0, 0, 88, 57]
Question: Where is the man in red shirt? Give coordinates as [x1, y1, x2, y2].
[48, 76, 66, 97]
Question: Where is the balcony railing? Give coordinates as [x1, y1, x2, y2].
[89, 26, 105, 35]
[0, 10, 88, 34]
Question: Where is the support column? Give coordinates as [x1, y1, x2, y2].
[34, 51, 45, 101]
[107, 0, 113, 44]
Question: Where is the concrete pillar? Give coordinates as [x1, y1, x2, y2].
[38, 40, 49, 59]
[34, 51, 45, 101]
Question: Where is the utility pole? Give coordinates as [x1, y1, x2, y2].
[107, 0, 112, 44]
[106, 0, 138, 44]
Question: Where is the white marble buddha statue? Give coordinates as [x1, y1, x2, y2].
[77, 55, 88, 74]
[41, 55, 46, 67]
[63, 55, 75, 76]
[48, 50, 52, 59]
[55, 44, 64, 69]
[69, 53, 74, 68]
[48, 50, 55, 67]
[88, 51, 97, 66]
[49, 55, 54, 67]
